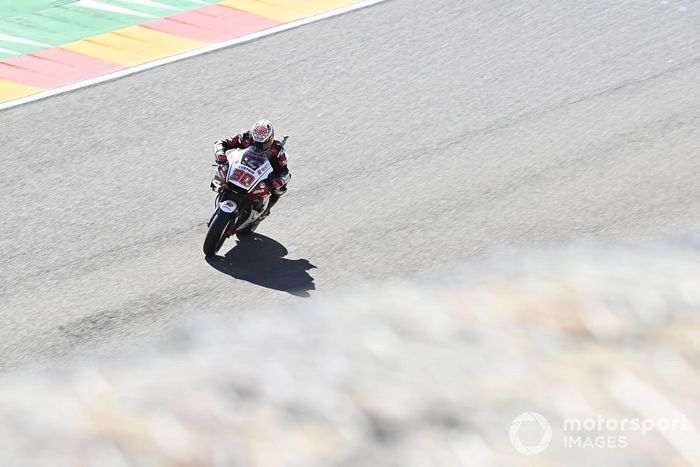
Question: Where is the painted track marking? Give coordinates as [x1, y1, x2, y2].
[0, 0, 389, 112]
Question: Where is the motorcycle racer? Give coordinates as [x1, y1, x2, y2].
[212, 119, 290, 219]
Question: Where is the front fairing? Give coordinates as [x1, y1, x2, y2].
[226, 147, 274, 192]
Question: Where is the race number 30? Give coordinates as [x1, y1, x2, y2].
[231, 169, 255, 188]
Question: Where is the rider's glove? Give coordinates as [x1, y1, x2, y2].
[271, 178, 285, 190]
[215, 153, 228, 164]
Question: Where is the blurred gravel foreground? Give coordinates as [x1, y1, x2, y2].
[1, 239, 700, 467]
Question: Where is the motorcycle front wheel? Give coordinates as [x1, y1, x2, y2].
[203, 210, 233, 257]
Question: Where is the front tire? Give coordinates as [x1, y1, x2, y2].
[203, 210, 233, 257]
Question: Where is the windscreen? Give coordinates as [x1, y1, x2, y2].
[239, 147, 269, 171]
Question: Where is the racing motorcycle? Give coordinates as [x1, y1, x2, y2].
[203, 147, 276, 257]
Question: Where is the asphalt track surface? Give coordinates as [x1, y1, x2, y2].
[1, 0, 699, 369]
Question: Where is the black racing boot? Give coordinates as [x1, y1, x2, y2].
[260, 193, 280, 220]
[238, 195, 278, 235]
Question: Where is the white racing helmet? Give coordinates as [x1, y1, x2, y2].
[250, 119, 274, 151]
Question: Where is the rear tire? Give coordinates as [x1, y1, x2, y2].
[203, 210, 233, 257]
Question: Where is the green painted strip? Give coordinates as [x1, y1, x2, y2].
[38, 6, 139, 35]
[0, 38, 41, 55]
[0, 0, 222, 59]
[99, 0, 224, 17]
[0, 9, 136, 52]
[0, 1, 70, 19]
[101, 0, 184, 16]
[152, 0, 228, 10]
[160, 0, 223, 5]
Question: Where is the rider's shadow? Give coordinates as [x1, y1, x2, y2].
[206, 234, 316, 297]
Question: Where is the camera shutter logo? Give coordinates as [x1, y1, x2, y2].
[509, 412, 552, 455]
